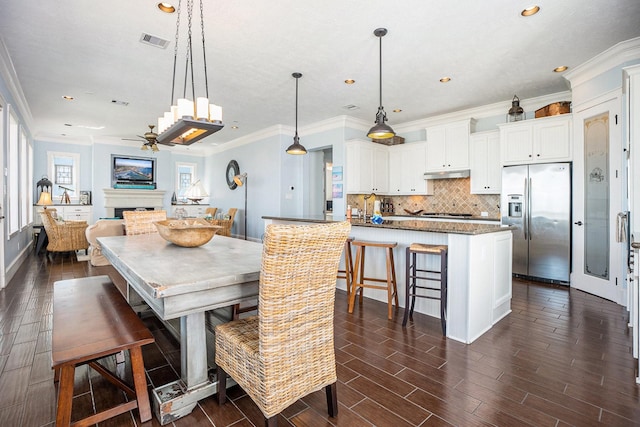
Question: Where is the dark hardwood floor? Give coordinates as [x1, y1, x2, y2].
[1, 251, 639, 426]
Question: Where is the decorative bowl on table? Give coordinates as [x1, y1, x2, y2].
[154, 218, 223, 247]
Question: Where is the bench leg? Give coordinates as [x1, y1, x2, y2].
[130, 346, 152, 423]
[55, 364, 75, 427]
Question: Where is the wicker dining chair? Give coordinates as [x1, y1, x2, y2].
[40, 209, 90, 255]
[205, 207, 218, 218]
[123, 210, 167, 235]
[215, 221, 351, 427]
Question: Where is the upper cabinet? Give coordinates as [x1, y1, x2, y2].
[388, 143, 434, 195]
[425, 119, 476, 172]
[345, 140, 389, 194]
[499, 115, 572, 165]
[469, 131, 501, 194]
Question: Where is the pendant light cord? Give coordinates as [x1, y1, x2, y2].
[170, 0, 182, 105]
[378, 33, 383, 108]
[295, 75, 299, 136]
[200, 0, 209, 99]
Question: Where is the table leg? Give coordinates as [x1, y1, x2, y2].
[35, 228, 48, 254]
[151, 311, 218, 425]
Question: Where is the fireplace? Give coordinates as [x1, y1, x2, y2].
[103, 189, 166, 217]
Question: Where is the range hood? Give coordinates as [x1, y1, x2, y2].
[424, 169, 470, 180]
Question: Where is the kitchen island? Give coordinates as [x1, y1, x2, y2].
[263, 215, 513, 344]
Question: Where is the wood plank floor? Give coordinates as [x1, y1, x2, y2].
[0, 252, 639, 426]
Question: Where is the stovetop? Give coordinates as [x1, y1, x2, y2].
[421, 212, 473, 217]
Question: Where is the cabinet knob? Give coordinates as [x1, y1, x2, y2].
[529, 154, 532, 157]
[536, 154, 540, 157]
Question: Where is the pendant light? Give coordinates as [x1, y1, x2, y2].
[286, 72, 307, 155]
[367, 28, 395, 140]
[155, 0, 224, 146]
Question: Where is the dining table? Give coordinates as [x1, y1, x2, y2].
[98, 233, 262, 425]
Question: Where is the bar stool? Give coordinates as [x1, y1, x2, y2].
[337, 237, 355, 297]
[348, 240, 398, 320]
[403, 243, 448, 335]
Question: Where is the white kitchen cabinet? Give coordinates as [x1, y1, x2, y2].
[425, 119, 475, 172]
[34, 205, 92, 225]
[470, 131, 501, 194]
[171, 204, 210, 217]
[345, 140, 389, 194]
[388, 143, 434, 195]
[499, 114, 572, 165]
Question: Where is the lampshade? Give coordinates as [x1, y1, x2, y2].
[367, 28, 396, 140]
[286, 72, 307, 155]
[233, 173, 247, 186]
[36, 191, 53, 206]
[185, 179, 208, 204]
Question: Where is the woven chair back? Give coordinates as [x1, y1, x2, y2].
[258, 221, 351, 395]
[205, 207, 218, 217]
[123, 210, 167, 235]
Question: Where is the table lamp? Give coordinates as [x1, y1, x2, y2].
[36, 191, 53, 208]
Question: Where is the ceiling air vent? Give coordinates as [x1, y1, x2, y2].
[139, 33, 170, 49]
[343, 104, 360, 111]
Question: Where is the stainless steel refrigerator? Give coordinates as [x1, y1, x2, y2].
[501, 163, 571, 283]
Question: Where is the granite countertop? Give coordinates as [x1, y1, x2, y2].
[262, 215, 513, 235]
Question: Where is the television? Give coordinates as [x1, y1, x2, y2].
[111, 155, 156, 186]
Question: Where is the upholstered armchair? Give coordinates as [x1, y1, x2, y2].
[85, 220, 125, 266]
[40, 209, 90, 254]
[215, 221, 351, 426]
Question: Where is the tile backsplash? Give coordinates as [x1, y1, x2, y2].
[346, 177, 501, 219]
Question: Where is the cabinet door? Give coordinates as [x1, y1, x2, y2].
[425, 127, 447, 171]
[388, 147, 403, 193]
[345, 141, 366, 193]
[534, 118, 571, 161]
[404, 144, 427, 193]
[445, 123, 470, 169]
[471, 132, 501, 194]
[501, 125, 533, 164]
[372, 145, 388, 193]
[485, 133, 502, 193]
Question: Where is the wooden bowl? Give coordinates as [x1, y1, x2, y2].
[154, 218, 223, 247]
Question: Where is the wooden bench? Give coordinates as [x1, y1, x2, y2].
[52, 275, 155, 426]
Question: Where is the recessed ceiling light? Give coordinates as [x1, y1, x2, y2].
[344, 79, 355, 85]
[554, 65, 568, 73]
[62, 95, 74, 101]
[231, 126, 239, 129]
[440, 77, 451, 83]
[158, 2, 175, 13]
[393, 109, 402, 113]
[521, 6, 540, 16]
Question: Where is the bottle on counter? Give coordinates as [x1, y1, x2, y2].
[347, 205, 352, 220]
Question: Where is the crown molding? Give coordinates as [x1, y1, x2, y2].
[35, 135, 93, 146]
[0, 36, 33, 129]
[394, 91, 573, 133]
[564, 37, 640, 88]
[206, 124, 288, 155]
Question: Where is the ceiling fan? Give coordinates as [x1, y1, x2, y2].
[123, 125, 174, 152]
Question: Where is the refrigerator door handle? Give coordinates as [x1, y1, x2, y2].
[523, 177, 528, 240]
[528, 177, 532, 240]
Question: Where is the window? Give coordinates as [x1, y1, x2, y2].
[20, 127, 28, 228]
[47, 152, 80, 203]
[176, 162, 197, 202]
[8, 108, 19, 234]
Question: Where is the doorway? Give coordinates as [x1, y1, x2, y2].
[308, 148, 333, 217]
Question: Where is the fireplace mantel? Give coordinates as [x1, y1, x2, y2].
[103, 189, 166, 216]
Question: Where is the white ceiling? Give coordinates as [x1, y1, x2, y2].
[1, 0, 639, 149]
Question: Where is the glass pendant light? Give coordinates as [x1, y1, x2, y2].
[367, 28, 395, 140]
[286, 72, 308, 155]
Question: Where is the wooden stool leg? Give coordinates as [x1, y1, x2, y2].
[385, 247, 394, 320]
[348, 246, 363, 313]
[55, 364, 75, 427]
[389, 248, 398, 307]
[129, 346, 152, 423]
[358, 246, 366, 304]
[345, 241, 354, 298]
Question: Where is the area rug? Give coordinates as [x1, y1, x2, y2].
[76, 250, 91, 262]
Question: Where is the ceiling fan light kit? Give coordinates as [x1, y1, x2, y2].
[155, 0, 224, 146]
[367, 27, 396, 140]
